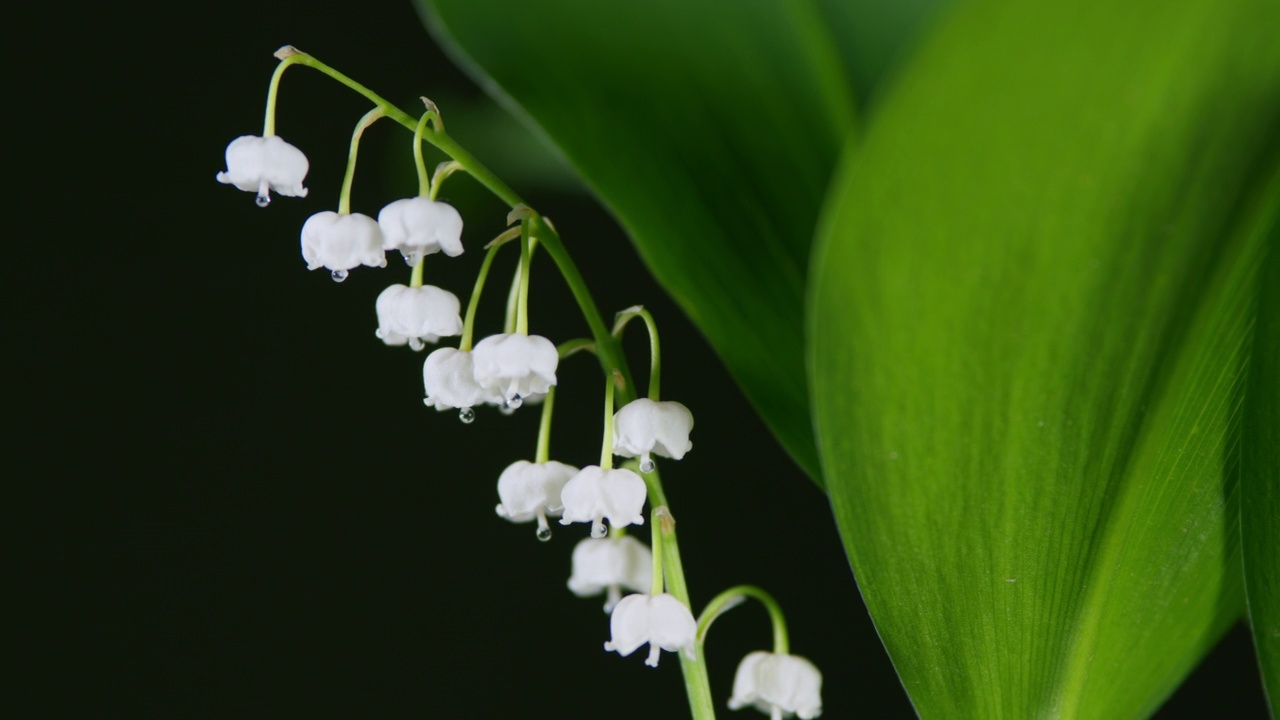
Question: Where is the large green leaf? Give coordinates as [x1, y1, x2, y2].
[1244, 198, 1280, 714]
[417, 0, 858, 478]
[809, 0, 1280, 716]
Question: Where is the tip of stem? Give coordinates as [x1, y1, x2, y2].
[654, 505, 675, 533]
[274, 45, 302, 60]
[506, 204, 534, 226]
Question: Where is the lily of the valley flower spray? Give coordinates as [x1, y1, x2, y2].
[217, 45, 823, 720]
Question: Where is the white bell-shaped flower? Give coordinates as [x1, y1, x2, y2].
[374, 284, 462, 350]
[495, 460, 578, 540]
[568, 536, 652, 612]
[559, 466, 647, 538]
[300, 211, 386, 279]
[422, 347, 498, 413]
[728, 651, 823, 720]
[613, 398, 695, 471]
[216, 135, 309, 206]
[604, 593, 697, 668]
[471, 333, 559, 408]
[377, 197, 465, 265]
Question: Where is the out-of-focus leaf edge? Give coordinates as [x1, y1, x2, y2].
[1243, 166, 1280, 718]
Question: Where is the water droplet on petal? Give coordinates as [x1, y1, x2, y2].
[507, 394, 523, 409]
[591, 519, 607, 539]
[408, 337, 425, 351]
[640, 455, 656, 473]
[458, 407, 476, 424]
[255, 192, 271, 208]
[330, 268, 349, 283]
[499, 404, 516, 416]
[536, 526, 553, 542]
[403, 253, 417, 267]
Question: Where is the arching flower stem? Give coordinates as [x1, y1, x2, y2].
[430, 161, 463, 200]
[506, 237, 540, 334]
[600, 370, 620, 470]
[535, 386, 556, 464]
[517, 217, 532, 335]
[337, 108, 384, 215]
[412, 110, 432, 197]
[613, 305, 663, 400]
[696, 585, 791, 655]
[262, 46, 304, 136]
[460, 228, 519, 351]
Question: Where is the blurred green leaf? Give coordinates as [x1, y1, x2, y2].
[809, 0, 1280, 716]
[816, 0, 953, 109]
[417, 0, 858, 479]
[1244, 206, 1280, 716]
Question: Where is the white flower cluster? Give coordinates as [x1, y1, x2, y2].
[219, 81, 822, 716]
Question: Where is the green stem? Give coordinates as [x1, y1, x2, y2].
[413, 111, 431, 197]
[262, 48, 304, 136]
[696, 585, 790, 655]
[430, 161, 463, 201]
[517, 218, 532, 335]
[653, 503, 717, 720]
[410, 256, 425, 289]
[535, 386, 556, 464]
[460, 229, 518, 351]
[649, 506, 666, 595]
[600, 371, 618, 469]
[613, 306, 663, 400]
[338, 108, 384, 215]
[505, 237, 539, 334]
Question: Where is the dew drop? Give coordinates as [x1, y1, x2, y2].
[590, 520, 607, 539]
[255, 193, 271, 208]
[507, 394, 523, 410]
[403, 253, 418, 267]
[458, 407, 476, 424]
[639, 455, 656, 474]
[330, 268, 349, 283]
[536, 526, 553, 542]
[499, 404, 516, 416]
[408, 337, 425, 352]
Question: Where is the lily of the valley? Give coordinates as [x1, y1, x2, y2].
[567, 536, 652, 611]
[613, 398, 694, 471]
[301, 211, 386, 280]
[422, 347, 496, 412]
[558, 466, 647, 538]
[728, 651, 824, 720]
[216, 135, 309, 206]
[374, 284, 462, 349]
[378, 197, 465, 266]
[471, 333, 559, 408]
[604, 593, 697, 668]
[495, 460, 577, 539]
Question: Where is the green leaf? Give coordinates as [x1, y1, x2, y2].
[1244, 200, 1280, 715]
[809, 0, 1280, 715]
[417, 0, 856, 479]
[815, 0, 953, 109]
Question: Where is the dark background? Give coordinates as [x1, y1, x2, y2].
[14, 1, 1269, 717]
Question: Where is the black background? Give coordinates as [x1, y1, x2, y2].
[14, 1, 1269, 717]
